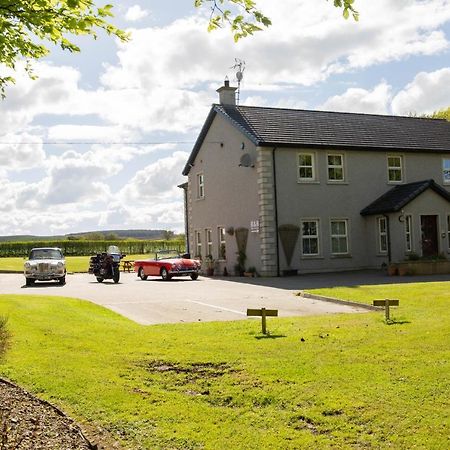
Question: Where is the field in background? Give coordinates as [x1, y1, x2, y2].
[0, 255, 152, 273]
[0, 282, 448, 449]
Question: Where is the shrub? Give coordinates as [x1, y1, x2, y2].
[0, 316, 10, 360]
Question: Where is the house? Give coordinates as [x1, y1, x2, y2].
[181, 81, 450, 276]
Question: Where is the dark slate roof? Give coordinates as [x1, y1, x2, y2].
[182, 104, 450, 175]
[360, 180, 450, 216]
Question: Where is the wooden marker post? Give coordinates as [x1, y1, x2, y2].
[247, 307, 278, 334]
[373, 299, 399, 321]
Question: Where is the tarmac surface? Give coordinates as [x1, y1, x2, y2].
[2, 270, 448, 325]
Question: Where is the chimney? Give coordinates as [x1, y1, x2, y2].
[216, 78, 237, 105]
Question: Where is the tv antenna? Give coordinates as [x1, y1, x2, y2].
[231, 58, 245, 105]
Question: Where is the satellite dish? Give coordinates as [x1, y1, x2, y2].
[239, 153, 253, 167]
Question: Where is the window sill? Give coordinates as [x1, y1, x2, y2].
[300, 255, 324, 260]
[297, 180, 320, 184]
[387, 181, 404, 185]
[331, 254, 352, 259]
[327, 181, 348, 185]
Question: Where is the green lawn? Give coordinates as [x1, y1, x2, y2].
[0, 282, 449, 449]
[0, 254, 152, 273]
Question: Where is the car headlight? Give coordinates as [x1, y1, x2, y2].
[25, 262, 31, 269]
[57, 262, 64, 268]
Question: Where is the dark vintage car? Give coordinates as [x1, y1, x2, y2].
[134, 250, 200, 281]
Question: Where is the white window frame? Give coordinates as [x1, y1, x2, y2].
[443, 158, 450, 185]
[387, 155, 403, 184]
[197, 173, 205, 199]
[405, 215, 413, 252]
[205, 228, 212, 258]
[297, 152, 317, 183]
[327, 153, 345, 182]
[195, 230, 202, 258]
[378, 217, 388, 253]
[301, 219, 320, 256]
[218, 227, 226, 260]
[330, 219, 349, 255]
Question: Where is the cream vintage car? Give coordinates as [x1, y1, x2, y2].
[24, 247, 66, 286]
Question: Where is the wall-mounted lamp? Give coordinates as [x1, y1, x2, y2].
[398, 209, 405, 223]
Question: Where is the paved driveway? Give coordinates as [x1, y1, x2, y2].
[0, 272, 372, 325]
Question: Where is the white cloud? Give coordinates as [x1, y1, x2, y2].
[320, 82, 392, 114]
[0, 133, 46, 170]
[125, 5, 150, 22]
[391, 67, 450, 115]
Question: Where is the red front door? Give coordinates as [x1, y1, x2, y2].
[421, 215, 439, 257]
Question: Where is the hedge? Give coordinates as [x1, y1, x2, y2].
[0, 239, 185, 258]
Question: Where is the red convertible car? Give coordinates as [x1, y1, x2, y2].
[134, 250, 201, 281]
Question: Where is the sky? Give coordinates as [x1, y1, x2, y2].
[1, 0, 450, 236]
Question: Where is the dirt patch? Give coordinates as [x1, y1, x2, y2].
[141, 360, 235, 382]
[0, 378, 118, 450]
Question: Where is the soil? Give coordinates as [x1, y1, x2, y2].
[0, 378, 119, 450]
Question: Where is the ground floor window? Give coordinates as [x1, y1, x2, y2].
[205, 229, 212, 257]
[378, 217, 388, 253]
[195, 230, 202, 258]
[301, 220, 319, 255]
[405, 215, 413, 252]
[218, 227, 226, 259]
[330, 219, 348, 254]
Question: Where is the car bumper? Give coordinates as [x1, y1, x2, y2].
[25, 272, 65, 280]
[168, 269, 199, 276]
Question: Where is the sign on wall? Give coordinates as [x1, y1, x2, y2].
[250, 220, 260, 233]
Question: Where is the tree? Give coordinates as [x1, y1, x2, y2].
[162, 230, 175, 241]
[0, 0, 129, 97]
[428, 107, 450, 121]
[197, 0, 359, 41]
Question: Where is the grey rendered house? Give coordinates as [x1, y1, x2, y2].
[181, 81, 450, 276]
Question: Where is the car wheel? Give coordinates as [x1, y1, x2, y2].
[161, 267, 171, 281]
[25, 278, 34, 286]
[96, 277, 104, 283]
[138, 267, 148, 280]
[59, 276, 66, 285]
[190, 273, 199, 281]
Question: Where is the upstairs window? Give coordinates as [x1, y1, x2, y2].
[197, 173, 205, 199]
[298, 153, 316, 182]
[330, 220, 348, 254]
[301, 220, 319, 255]
[387, 155, 403, 183]
[443, 159, 450, 184]
[327, 154, 344, 182]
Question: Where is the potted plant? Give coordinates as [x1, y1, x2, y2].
[235, 250, 246, 276]
[205, 255, 215, 276]
[244, 266, 257, 277]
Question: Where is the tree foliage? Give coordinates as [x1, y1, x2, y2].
[0, 0, 128, 96]
[428, 107, 450, 121]
[198, 0, 359, 41]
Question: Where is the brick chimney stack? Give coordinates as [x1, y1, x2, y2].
[216, 78, 237, 105]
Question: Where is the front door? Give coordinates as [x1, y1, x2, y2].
[421, 215, 439, 257]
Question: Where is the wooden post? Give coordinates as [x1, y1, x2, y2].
[247, 308, 278, 334]
[261, 308, 267, 334]
[373, 299, 399, 322]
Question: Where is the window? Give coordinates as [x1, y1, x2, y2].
[330, 220, 348, 254]
[301, 220, 319, 255]
[387, 155, 403, 183]
[405, 215, 413, 252]
[327, 154, 344, 181]
[218, 227, 226, 259]
[443, 159, 450, 184]
[197, 173, 205, 198]
[378, 217, 388, 253]
[205, 229, 212, 257]
[298, 153, 316, 182]
[195, 230, 202, 257]
[447, 216, 450, 250]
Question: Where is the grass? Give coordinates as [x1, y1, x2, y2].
[0, 281, 449, 449]
[0, 254, 152, 273]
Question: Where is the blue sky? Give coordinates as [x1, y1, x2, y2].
[0, 0, 450, 236]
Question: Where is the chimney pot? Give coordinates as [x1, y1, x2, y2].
[216, 80, 237, 105]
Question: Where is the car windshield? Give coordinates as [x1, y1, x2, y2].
[29, 249, 63, 260]
[156, 250, 180, 260]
